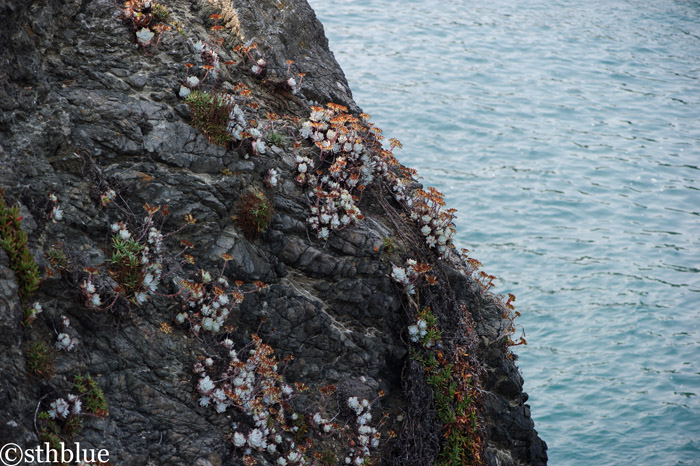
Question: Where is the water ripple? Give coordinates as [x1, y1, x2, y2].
[309, 0, 700, 464]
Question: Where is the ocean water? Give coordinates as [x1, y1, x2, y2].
[306, 0, 700, 465]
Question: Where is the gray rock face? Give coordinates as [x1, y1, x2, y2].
[0, 0, 546, 465]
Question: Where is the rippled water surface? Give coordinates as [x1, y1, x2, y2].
[307, 0, 700, 464]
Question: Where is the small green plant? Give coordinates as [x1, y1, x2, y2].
[237, 192, 272, 239]
[0, 190, 40, 300]
[185, 90, 234, 146]
[47, 244, 70, 272]
[36, 411, 65, 450]
[172, 20, 186, 37]
[174, 255, 249, 334]
[74, 374, 109, 418]
[108, 234, 145, 295]
[151, 2, 170, 22]
[25, 341, 55, 379]
[383, 237, 395, 254]
[266, 131, 286, 147]
[250, 200, 271, 233]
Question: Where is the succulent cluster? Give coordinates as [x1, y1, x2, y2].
[284, 59, 305, 94]
[407, 307, 441, 349]
[178, 20, 235, 100]
[294, 102, 459, 258]
[265, 168, 279, 188]
[390, 258, 437, 296]
[107, 208, 165, 304]
[37, 375, 108, 450]
[408, 318, 428, 344]
[79, 204, 177, 311]
[192, 334, 386, 465]
[175, 259, 248, 334]
[234, 42, 267, 79]
[122, 0, 172, 48]
[293, 102, 466, 264]
[183, 83, 268, 156]
[223, 87, 268, 155]
[295, 104, 386, 238]
[47, 394, 82, 420]
[48, 193, 63, 223]
[80, 273, 103, 309]
[344, 396, 381, 466]
[55, 315, 78, 352]
[233, 43, 305, 95]
[191, 37, 222, 79]
[409, 188, 457, 255]
[194, 335, 304, 463]
[99, 188, 116, 207]
[24, 301, 43, 326]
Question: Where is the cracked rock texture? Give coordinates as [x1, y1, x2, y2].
[0, 0, 546, 464]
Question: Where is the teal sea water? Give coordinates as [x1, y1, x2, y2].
[307, 1, 700, 464]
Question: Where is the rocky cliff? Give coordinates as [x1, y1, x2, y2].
[0, 0, 547, 465]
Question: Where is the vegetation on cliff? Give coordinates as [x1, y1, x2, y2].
[0, 0, 546, 464]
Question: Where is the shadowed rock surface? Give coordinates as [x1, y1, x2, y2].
[0, 0, 546, 464]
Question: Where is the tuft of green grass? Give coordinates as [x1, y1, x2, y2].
[25, 341, 55, 379]
[237, 192, 272, 239]
[185, 90, 234, 146]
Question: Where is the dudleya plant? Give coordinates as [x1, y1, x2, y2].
[294, 103, 382, 239]
[390, 258, 437, 296]
[407, 307, 441, 348]
[122, 0, 172, 49]
[193, 334, 384, 466]
[55, 316, 77, 352]
[294, 100, 463, 261]
[36, 374, 108, 452]
[174, 255, 250, 334]
[24, 301, 43, 326]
